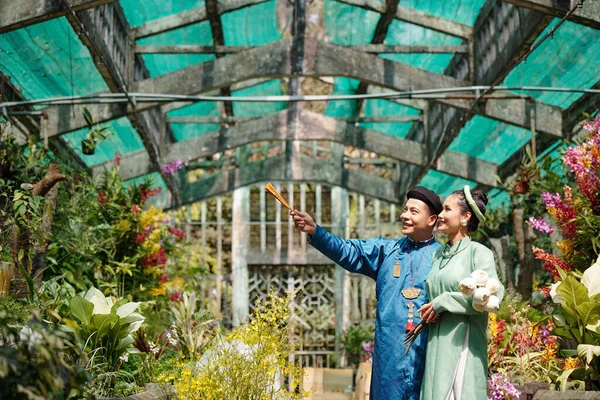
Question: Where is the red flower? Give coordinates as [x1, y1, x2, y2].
[168, 227, 185, 239]
[532, 246, 572, 279]
[141, 247, 167, 267]
[169, 291, 183, 302]
[131, 204, 141, 214]
[539, 286, 551, 298]
[97, 192, 108, 205]
[141, 187, 162, 201]
[136, 234, 146, 244]
[159, 273, 169, 284]
[114, 152, 122, 166]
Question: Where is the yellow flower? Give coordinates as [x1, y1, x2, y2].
[556, 239, 574, 257]
[171, 278, 185, 289]
[564, 357, 581, 370]
[116, 219, 131, 232]
[148, 286, 166, 296]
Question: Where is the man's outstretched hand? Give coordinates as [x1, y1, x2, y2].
[290, 210, 317, 236]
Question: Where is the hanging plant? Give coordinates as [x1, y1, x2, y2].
[80, 107, 114, 155]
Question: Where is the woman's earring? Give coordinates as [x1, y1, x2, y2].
[460, 220, 468, 227]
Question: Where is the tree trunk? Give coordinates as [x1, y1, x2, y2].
[513, 207, 535, 298]
[10, 164, 65, 298]
[32, 183, 61, 287]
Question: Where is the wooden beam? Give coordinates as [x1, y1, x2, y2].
[135, 44, 469, 54]
[501, 0, 600, 30]
[94, 109, 498, 187]
[133, 0, 270, 40]
[179, 152, 400, 205]
[0, 0, 117, 34]
[334, 0, 473, 39]
[46, 38, 563, 138]
[166, 115, 422, 124]
[64, 2, 182, 205]
[401, 0, 555, 193]
[136, 45, 252, 54]
[350, 44, 469, 54]
[395, 5, 473, 39]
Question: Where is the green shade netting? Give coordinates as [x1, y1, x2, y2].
[420, 170, 475, 199]
[62, 117, 145, 166]
[502, 19, 600, 109]
[400, 0, 486, 26]
[222, 1, 280, 46]
[0, 18, 107, 100]
[324, 78, 361, 118]
[121, 0, 215, 77]
[168, 102, 221, 142]
[381, 20, 462, 74]
[449, 116, 531, 164]
[233, 80, 285, 117]
[360, 99, 421, 138]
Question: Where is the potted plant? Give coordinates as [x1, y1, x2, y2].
[81, 107, 114, 155]
[0, 184, 15, 296]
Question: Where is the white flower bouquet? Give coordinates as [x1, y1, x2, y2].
[404, 270, 501, 353]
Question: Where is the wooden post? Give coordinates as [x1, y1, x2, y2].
[231, 187, 250, 326]
[300, 183, 307, 251]
[332, 186, 349, 367]
[260, 184, 266, 252]
[201, 201, 207, 268]
[216, 197, 223, 315]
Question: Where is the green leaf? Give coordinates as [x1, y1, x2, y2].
[577, 344, 600, 365]
[557, 275, 589, 318]
[69, 295, 94, 327]
[553, 314, 567, 327]
[575, 302, 600, 326]
[82, 107, 94, 126]
[587, 319, 600, 334]
[88, 313, 119, 337]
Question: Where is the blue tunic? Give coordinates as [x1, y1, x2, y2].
[309, 225, 440, 400]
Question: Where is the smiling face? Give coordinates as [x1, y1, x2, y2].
[437, 194, 470, 235]
[400, 198, 437, 240]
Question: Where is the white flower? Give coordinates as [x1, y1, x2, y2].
[549, 282, 565, 305]
[471, 270, 489, 287]
[459, 277, 477, 297]
[473, 287, 491, 305]
[483, 295, 501, 312]
[485, 278, 501, 294]
[149, 341, 160, 355]
[473, 302, 485, 312]
[119, 353, 129, 363]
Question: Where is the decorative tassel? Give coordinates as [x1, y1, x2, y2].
[406, 320, 415, 332]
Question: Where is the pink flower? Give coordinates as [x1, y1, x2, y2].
[130, 204, 141, 214]
[168, 227, 185, 239]
[161, 160, 185, 175]
[528, 217, 554, 234]
[541, 192, 577, 238]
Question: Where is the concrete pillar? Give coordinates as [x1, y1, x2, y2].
[231, 186, 250, 326]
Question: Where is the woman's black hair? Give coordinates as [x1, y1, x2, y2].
[450, 189, 488, 232]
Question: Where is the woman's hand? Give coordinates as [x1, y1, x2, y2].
[418, 302, 440, 324]
[290, 210, 317, 236]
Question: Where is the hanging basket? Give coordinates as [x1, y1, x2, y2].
[0, 261, 14, 296]
[514, 180, 530, 194]
[81, 139, 96, 155]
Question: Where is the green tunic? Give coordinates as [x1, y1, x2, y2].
[420, 239, 504, 400]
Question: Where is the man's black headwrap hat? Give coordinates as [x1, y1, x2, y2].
[406, 186, 442, 216]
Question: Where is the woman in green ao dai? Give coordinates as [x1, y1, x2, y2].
[419, 186, 504, 400]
